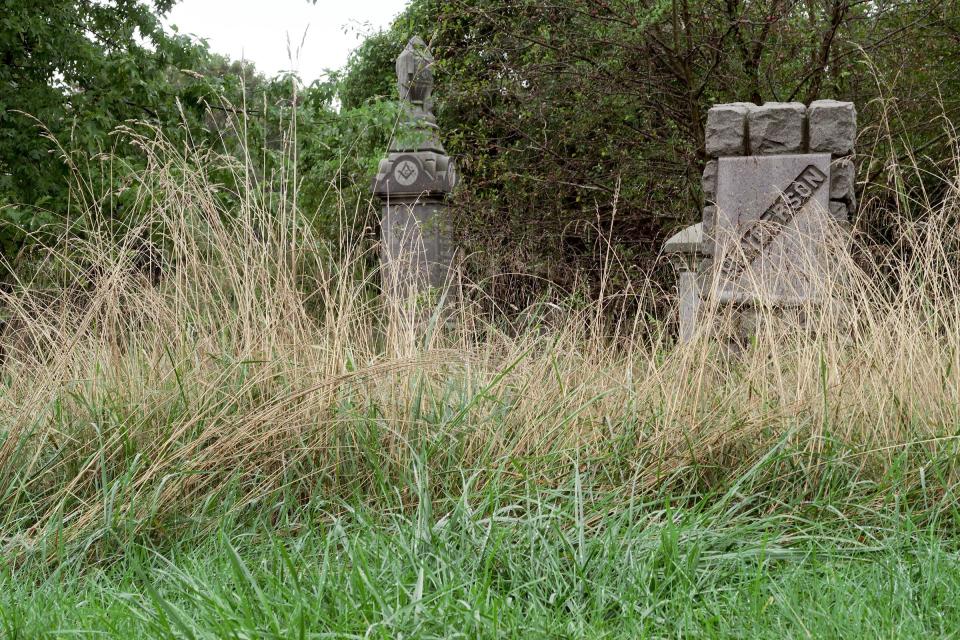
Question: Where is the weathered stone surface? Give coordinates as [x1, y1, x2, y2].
[829, 157, 856, 211]
[664, 222, 703, 257]
[748, 102, 806, 155]
[663, 224, 704, 343]
[674, 99, 858, 346]
[391, 37, 444, 154]
[372, 37, 458, 296]
[701, 205, 717, 256]
[702, 160, 718, 203]
[380, 201, 457, 292]
[705, 104, 749, 157]
[711, 153, 832, 304]
[373, 152, 457, 197]
[829, 201, 848, 220]
[808, 100, 856, 155]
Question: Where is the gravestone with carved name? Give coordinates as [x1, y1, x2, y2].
[664, 100, 856, 342]
[372, 37, 458, 297]
[703, 101, 855, 305]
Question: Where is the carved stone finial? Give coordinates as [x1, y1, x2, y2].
[389, 36, 444, 154]
[396, 36, 434, 108]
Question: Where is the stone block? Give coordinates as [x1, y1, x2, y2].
[663, 222, 703, 258]
[701, 205, 717, 255]
[712, 153, 831, 304]
[829, 201, 848, 220]
[381, 200, 457, 293]
[373, 152, 457, 197]
[829, 157, 856, 210]
[808, 100, 856, 155]
[705, 104, 750, 157]
[702, 160, 718, 203]
[748, 102, 806, 155]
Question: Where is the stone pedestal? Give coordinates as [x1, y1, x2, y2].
[663, 222, 704, 343]
[374, 153, 457, 295]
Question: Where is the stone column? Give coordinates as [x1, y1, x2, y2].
[372, 37, 458, 298]
[663, 222, 704, 343]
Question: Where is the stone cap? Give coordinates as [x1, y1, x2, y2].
[808, 100, 857, 155]
[705, 100, 856, 158]
[373, 151, 457, 198]
[397, 36, 433, 107]
[663, 222, 703, 256]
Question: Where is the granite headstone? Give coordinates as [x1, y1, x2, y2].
[664, 99, 857, 343]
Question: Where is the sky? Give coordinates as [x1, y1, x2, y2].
[164, 0, 410, 83]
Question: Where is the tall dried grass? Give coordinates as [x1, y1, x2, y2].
[0, 111, 959, 559]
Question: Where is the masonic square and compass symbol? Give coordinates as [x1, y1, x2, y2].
[394, 159, 420, 186]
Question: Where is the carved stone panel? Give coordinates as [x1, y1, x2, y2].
[711, 153, 832, 305]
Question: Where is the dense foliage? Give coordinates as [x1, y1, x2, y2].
[339, 0, 960, 305]
[0, 0, 368, 274]
[3, 0, 959, 305]
[0, 1, 210, 258]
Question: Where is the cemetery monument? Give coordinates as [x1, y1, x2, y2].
[665, 100, 857, 342]
[372, 37, 458, 297]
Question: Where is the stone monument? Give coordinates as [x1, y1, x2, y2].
[372, 37, 458, 297]
[664, 100, 856, 342]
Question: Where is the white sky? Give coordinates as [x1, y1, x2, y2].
[164, 0, 410, 83]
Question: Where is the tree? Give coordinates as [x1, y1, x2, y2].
[342, 0, 960, 308]
[0, 0, 214, 259]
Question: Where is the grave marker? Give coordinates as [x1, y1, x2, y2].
[665, 100, 856, 342]
[711, 153, 831, 304]
[372, 37, 458, 297]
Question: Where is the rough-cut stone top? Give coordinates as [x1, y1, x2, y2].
[808, 100, 857, 155]
[748, 102, 806, 155]
[705, 100, 856, 158]
[663, 222, 703, 256]
[705, 105, 750, 157]
[374, 36, 455, 197]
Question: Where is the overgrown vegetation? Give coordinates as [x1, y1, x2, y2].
[0, 0, 395, 275]
[3, 1, 960, 636]
[0, 98, 958, 634]
[5, 1, 959, 304]
[340, 0, 960, 305]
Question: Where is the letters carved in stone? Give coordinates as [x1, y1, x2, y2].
[713, 153, 832, 304]
[718, 164, 827, 280]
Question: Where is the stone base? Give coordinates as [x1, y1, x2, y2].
[716, 303, 816, 354]
[380, 198, 458, 299]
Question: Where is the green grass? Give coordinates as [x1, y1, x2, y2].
[5, 364, 960, 639]
[3, 456, 960, 639]
[3, 123, 960, 638]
